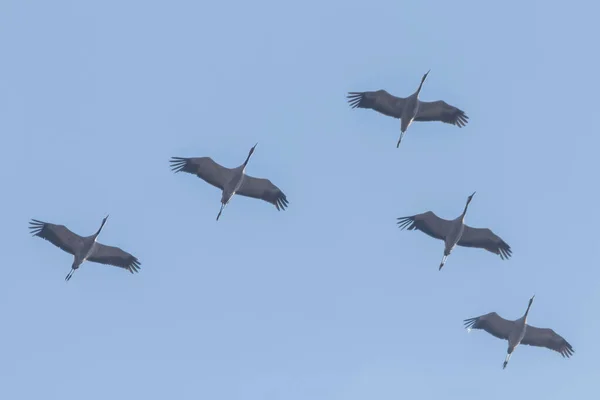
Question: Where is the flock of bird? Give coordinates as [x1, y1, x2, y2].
[29, 70, 574, 370]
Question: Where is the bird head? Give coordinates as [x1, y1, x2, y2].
[467, 191, 476, 203]
[243, 143, 258, 166]
[96, 214, 109, 236]
[525, 294, 535, 315]
[250, 142, 258, 155]
[422, 69, 431, 83]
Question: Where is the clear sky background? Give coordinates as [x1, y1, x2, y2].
[0, 0, 598, 399]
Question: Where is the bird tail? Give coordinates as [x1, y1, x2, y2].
[503, 352, 512, 369]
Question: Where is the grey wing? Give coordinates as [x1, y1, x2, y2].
[396, 211, 453, 241]
[236, 175, 289, 211]
[521, 325, 575, 358]
[170, 156, 233, 190]
[87, 243, 141, 274]
[457, 225, 512, 260]
[347, 90, 405, 119]
[463, 312, 514, 340]
[415, 100, 469, 127]
[29, 219, 82, 255]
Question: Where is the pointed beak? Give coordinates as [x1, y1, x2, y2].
[253, 142, 258, 149]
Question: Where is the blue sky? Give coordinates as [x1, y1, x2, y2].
[0, 0, 598, 398]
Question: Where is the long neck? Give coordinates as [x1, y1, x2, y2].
[242, 151, 253, 168]
[94, 219, 107, 238]
[523, 301, 533, 321]
[460, 199, 471, 221]
[415, 78, 426, 97]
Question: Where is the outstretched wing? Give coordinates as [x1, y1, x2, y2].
[87, 243, 141, 274]
[170, 157, 233, 190]
[29, 219, 83, 255]
[463, 312, 514, 341]
[397, 211, 453, 241]
[415, 100, 469, 127]
[458, 225, 512, 260]
[347, 90, 406, 119]
[236, 175, 289, 211]
[521, 325, 575, 358]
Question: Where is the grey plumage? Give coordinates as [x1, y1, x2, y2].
[347, 70, 468, 147]
[464, 296, 574, 369]
[29, 216, 140, 281]
[170, 143, 289, 220]
[397, 192, 511, 270]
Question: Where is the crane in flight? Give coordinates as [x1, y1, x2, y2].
[397, 192, 511, 270]
[29, 215, 141, 282]
[347, 70, 468, 148]
[170, 143, 289, 220]
[464, 295, 575, 369]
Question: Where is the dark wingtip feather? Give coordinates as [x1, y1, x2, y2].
[169, 157, 188, 173]
[29, 219, 45, 236]
[463, 317, 478, 329]
[498, 241, 512, 260]
[346, 92, 365, 109]
[128, 257, 141, 274]
[562, 341, 574, 358]
[453, 110, 469, 127]
[274, 193, 289, 211]
[396, 216, 416, 230]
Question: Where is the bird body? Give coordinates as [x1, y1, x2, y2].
[73, 217, 107, 267]
[220, 164, 247, 211]
[398, 71, 428, 146]
[440, 195, 473, 269]
[216, 147, 256, 220]
[73, 236, 97, 268]
[464, 296, 574, 369]
[347, 70, 468, 148]
[504, 307, 530, 368]
[170, 143, 289, 221]
[443, 215, 466, 256]
[29, 215, 141, 281]
[397, 192, 511, 270]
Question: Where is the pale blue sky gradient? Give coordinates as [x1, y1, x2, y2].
[1, 1, 599, 399]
